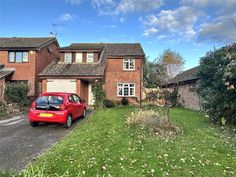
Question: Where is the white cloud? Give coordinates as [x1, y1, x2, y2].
[103, 24, 117, 28]
[65, 0, 82, 5]
[120, 17, 125, 23]
[115, 0, 163, 14]
[65, 0, 163, 15]
[141, 6, 200, 40]
[198, 14, 236, 43]
[180, 0, 236, 15]
[91, 0, 114, 7]
[142, 27, 158, 37]
[157, 35, 167, 39]
[59, 13, 74, 21]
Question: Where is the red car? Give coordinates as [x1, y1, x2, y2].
[28, 92, 87, 128]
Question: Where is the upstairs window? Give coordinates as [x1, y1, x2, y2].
[123, 59, 135, 70]
[64, 53, 72, 63]
[75, 53, 83, 62]
[87, 53, 94, 63]
[8, 51, 28, 63]
[9, 52, 15, 62]
[117, 83, 135, 97]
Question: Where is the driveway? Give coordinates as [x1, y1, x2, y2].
[0, 110, 92, 172]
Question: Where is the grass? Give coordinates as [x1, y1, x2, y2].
[18, 106, 236, 176]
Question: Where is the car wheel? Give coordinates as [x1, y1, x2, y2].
[64, 115, 72, 128]
[82, 109, 86, 118]
[30, 122, 39, 127]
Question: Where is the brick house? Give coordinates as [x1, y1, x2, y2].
[39, 43, 145, 105]
[0, 37, 59, 96]
[163, 66, 201, 110]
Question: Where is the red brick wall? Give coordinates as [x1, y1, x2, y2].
[104, 58, 143, 103]
[0, 50, 36, 95]
[0, 41, 59, 96]
[42, 79, 47, 93]
[35, 42, 59, 94]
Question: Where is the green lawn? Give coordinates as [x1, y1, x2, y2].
[22, 106, 236, 177]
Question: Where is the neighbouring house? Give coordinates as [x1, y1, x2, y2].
[0, 37, 59, 96]
[39, 43, 145, 105]
[162, 66, 201, 110]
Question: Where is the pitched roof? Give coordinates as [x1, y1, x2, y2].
[164, 66, 200, 86]
[39, 43, 144, 77]
[0, 37, 58, 50]
[0, 68, 14, 79]
[59, 43, 145, 56]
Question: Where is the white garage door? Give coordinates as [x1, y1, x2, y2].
[47, 79, 76, 93]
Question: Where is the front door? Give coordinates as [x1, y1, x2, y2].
[88, 84, 95, 105]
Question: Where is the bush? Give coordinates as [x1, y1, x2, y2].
[146, 90, 159, 102]
[126, 109, 180, 137]
[197, 44, 236, 124]
[5, 82, 29, 106]
[163, 90, 178, 106]
[92, 80, 106, 109]
[103, 99, 116, 108]
[121, 97, 129, 105]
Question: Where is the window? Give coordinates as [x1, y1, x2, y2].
[8, 51, 28, 63]
[22, 52, 28, 62]
[64, 53, 72, 63]
[72, 94, 81, 103]
[75, 53, 83, 62]
[9, 52, 15, 62]
[68, 95, 75, 103]
[117, 83, 135, 96]
[87, 53, 94, 63]
[16, 52, 23, 62]
[36, 96, 63, 111]
[123, 59, 135, 70]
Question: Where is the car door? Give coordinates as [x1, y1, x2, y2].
[67, 95, 78, 119]
[72, 94, 84, 117]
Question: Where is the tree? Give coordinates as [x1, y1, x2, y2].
[197, 44, 236, 124]
[143, 57, 167, 88]
[158, 49, 185, 78]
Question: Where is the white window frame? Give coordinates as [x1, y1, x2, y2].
[123, 58, 135, 71]
[64, 52, 72, 63]
[117, 83, 135, 97]
[87, 53, 94, 63]
[75, 52, 83, 62]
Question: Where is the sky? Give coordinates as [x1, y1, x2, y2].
[0, 0, 236, 70]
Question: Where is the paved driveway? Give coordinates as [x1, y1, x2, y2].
[0, 110, 92, 172]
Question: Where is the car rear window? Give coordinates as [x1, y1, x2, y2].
[36, 96, 63, 110]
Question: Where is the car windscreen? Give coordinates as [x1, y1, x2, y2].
[36, 96, 64, 110]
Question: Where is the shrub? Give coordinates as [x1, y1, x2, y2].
[92, 80, 106, 109]
[126, 109, 180, 137]
[197, 44, 236, 124]
[146, 90, 159, 102]
[121, 97, 129, 105]
[0, 101, 7, 113]
[103, 99, 116, 108]
[5, 82, 29, 106]
[163, 90, 178, 106]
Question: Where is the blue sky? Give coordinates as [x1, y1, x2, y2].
[0, 0, 236, 69]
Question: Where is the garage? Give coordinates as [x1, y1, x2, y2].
[46, 79, 76, 93]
